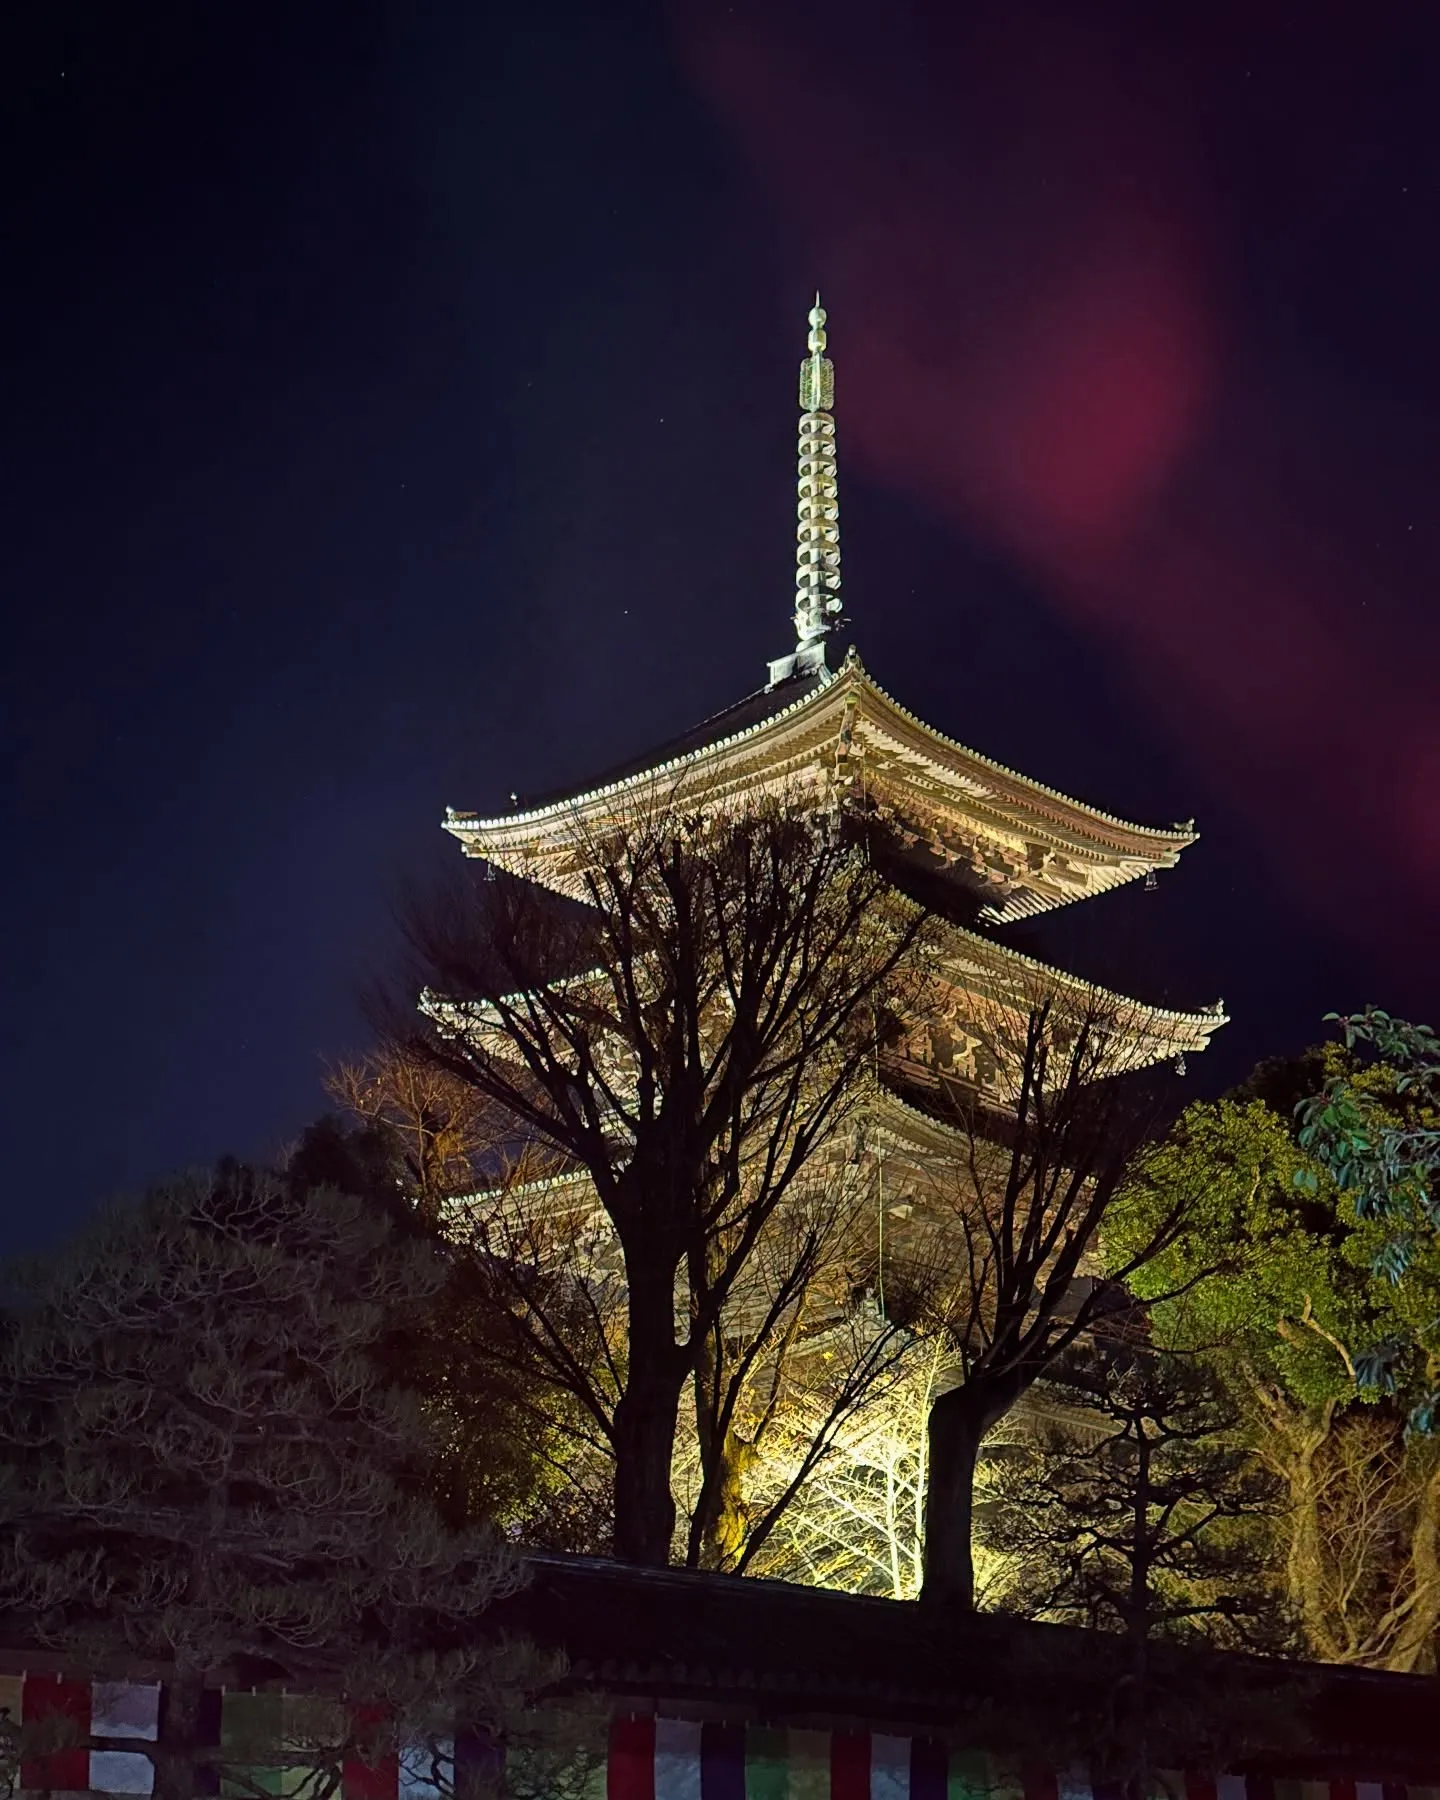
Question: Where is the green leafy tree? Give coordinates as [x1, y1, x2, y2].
[1108, 1085, 1440, 1670]
[1294, 1009, 1440, 1425]
[0, 1161, 587, 1800]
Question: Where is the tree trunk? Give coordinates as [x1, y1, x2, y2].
[1120, 1426, 1154, 1800]
[1251, 1391, 1338, 1661]
[611, 1260, 688, 1565]
[921, 1382, 1006, 1608]
[153, 1665, 204, 1800]
[1384, 1451, 1440, 1674]
[699, 1428, 759, 1571]
[1286, 1430, 1339, 1660]
[687, 1265, 729, 1569]
[687, 1277, 759, 1571]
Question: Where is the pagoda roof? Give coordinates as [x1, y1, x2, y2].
[423, 919, 1226, 1114]
[934, 924, 1226, 1059]
[521, 671, 830, 810]
[445, 651, 1198, 923]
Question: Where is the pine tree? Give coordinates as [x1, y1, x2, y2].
[980, 1344, 1287, 1791]
[0, 1161, 587, 1800]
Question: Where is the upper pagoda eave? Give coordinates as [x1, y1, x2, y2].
[444, 651, 1199, 923]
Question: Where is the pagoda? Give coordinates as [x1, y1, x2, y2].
[442, 299, 1226, 1131]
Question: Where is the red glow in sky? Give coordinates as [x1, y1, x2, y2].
[678, 1, 1440, 964]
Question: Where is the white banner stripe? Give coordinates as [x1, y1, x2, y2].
[871, 1733, 910, 1800]
[399, 1738, 454, 1800]
[89, 1750, 155, 1795]
[655, 1717, 703, 1800]
[91, 1683, 161, 1742]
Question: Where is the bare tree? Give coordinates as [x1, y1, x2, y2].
[444, 1114, 924, 1572]
[679, 1147, 928, 1572]
[392, 795, 936, 1565]
[915, 993, 1197, 1609]
[325, 1046, 497, 1219]
[738, 1332, 950, 1597]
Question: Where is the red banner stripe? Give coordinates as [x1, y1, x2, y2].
[343, 1749, 399, 1800]
[610, 1715, 657, 1800]
[1024, 1768, 1060, 1800]
[21, 1673, 91, 1793]
[831, 1730, 870, 1800]
[342, 1699, 397, 1800]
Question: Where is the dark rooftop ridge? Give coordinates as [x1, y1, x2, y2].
[506, 671, 826, 815]
[489, 1555, 1440, 1782]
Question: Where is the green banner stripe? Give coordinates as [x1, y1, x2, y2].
[786, 1729, 831, 1800]
[745, 1727, 789, 1800]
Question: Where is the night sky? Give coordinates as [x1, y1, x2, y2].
[6, 1, 1440, 1251]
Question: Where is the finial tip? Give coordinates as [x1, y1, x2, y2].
[804, 293, 829, 367]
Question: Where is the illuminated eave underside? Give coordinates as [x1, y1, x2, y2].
[423, 924, 1226, 1104]
[937, 924, 1227, 1055]
[442, 1018, 1224, 1215]
[441, 1168, 594, 1225]
[443, 652, 1198, 924]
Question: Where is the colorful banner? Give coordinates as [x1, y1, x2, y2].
[0, 1676, 489, 1800]
[1, 1671, 161, 1796]
[602, 1720, 1433, 1800]
[0, 1675, 1432, 1800]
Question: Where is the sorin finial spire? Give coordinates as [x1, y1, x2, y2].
[769, 294, 843, 685]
